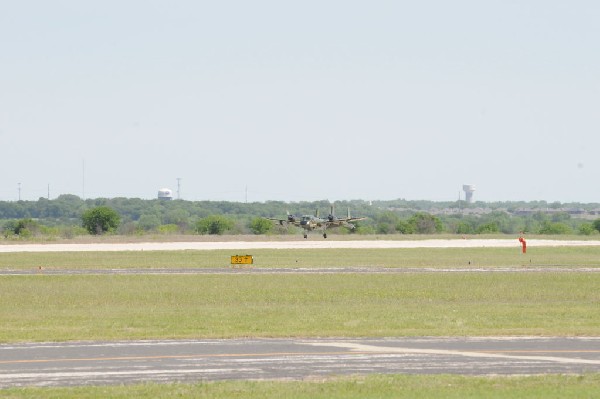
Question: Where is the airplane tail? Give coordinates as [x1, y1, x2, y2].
[328, 204, 351, 219]
[327, 204, 336, 221]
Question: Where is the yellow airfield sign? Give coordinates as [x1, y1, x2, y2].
[231, 255, 253, 266]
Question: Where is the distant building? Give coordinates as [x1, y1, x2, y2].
[463, 184, 476, 203]
[158, 188, 173, 200]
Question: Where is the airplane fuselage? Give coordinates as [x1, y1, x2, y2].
[299, 215, 325, 231]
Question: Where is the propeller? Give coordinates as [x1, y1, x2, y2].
[286, 211, 297, 223]
[327, 204, 335, 221]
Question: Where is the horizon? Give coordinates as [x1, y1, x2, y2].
[2, 193, 599, 207]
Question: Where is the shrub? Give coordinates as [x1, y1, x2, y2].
[408, 213, 443, 234]
[538, 221, 572, 235]
[579, 223, 595, 236]
[476, 222, 500, 234]
[81, 206, 121, 235]
[3, 218, 40, 238]
[250, 217, 272, 235]
[195, 215, 234, 235]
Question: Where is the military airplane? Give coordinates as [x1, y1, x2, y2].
[266, 205, 366, 238]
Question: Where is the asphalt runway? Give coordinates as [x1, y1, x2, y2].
[1, 337, 599, 388]
[2, 266, 600, 276]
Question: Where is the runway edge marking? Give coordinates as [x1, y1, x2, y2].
[305, 342, 600, 366]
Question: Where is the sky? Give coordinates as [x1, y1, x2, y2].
[1, 1, 599, 203]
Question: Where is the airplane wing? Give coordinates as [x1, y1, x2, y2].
[343, 216, 367, 223]
[335, 217, 366, 228]
[324, 206, 367, 230]
[326, 206, 366, 224]
[265, 215, 301, 226]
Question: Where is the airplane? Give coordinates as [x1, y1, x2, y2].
[266, 205, 366, 238]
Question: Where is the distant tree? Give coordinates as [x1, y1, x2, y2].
[551, 212, 571, 223]
[375, 211, 400, 234]
[355, 225, 376, 235]
[138, 214, 161, 231]
[249, 217, 272, 235]
[476, 221, 500, 234]
[532, 211, 549, 222]
[538, 221, 572, 235]
[164, 208, 190, 227]
[117, 221, 137, 235]
[407, 213, 443, 234]
[376, 211, 400, 225]
[396, 220, 414, 234]
[195, 215, 234, 235]
[81, 206, 121, 235]
[483, 211, 521, 234]
[593, 219, 600, 233]
[157, 224, 179, 234]
[549, 201, 562, 209]
[455, 221, 474, 234]
[3, 218, 39, 238]
[56, 194, 83, 203]
[579, 223, 595, 236]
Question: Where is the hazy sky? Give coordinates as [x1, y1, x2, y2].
[1, 1, 599, 203]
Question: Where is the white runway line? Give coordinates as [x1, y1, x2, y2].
[308, 342, 600, 366]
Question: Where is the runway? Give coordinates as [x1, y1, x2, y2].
[1, 337, 599, 388]
[1, 239, 600, 252]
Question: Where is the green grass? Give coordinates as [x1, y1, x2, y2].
[2, 246, 600, 270]
[2, 374, 599, 398]
[1, 273, 599, 342]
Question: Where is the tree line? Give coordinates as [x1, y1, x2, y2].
[1, 194, 600, 238]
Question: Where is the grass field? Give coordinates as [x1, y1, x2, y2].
[2, 245, 600, 270]
[2, 374, 600, 399]
[2, 272, 599, 342]
[1, 245, 599, 397]
[1, 247, 599, 341]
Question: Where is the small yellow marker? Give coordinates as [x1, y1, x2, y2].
[231, 255, 253, 268]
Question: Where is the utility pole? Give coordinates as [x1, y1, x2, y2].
[82, 159, 85, 200]
[18, 182, 21, 201]
[176, 178, 181, 200]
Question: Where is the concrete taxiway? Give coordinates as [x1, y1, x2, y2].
[1, 337, 599, 388]
[1, 239, 600, 253]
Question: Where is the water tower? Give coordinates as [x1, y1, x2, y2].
[158, 188, 173, 200]
[462, 184, 476, 203]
